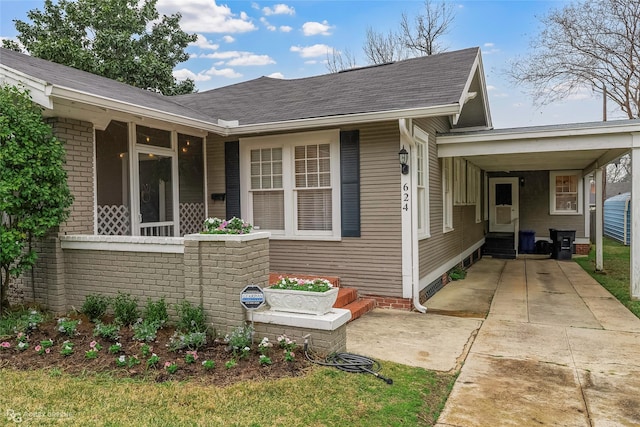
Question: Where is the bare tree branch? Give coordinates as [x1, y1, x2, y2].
[362, 27, 408, 64]
[326, 47, 358, 73]
[509, 0, 640, 119]
[400, 0, 455, 56]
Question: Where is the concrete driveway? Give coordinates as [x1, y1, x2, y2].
[347, 257, 640, 426]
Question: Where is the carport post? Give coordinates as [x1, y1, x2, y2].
[631, 137, 640, 300]
[595, 168, 603, 272]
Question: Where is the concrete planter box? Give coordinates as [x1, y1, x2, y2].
[264, 287, 339, 315]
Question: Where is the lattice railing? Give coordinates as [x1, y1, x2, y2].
[98, 205, 131, 235]
[180, 202, 205, 235]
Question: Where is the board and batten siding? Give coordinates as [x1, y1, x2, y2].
[413, 117, 486, 279]
[205, 122, 403, 296]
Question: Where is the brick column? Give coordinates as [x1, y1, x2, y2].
[183, 232, 270, 336]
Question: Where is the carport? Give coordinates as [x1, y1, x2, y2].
[437, 119, 640, 300]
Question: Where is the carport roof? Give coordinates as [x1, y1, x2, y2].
[437, 119, 640, 174]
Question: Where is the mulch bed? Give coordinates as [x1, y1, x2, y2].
[0, 314, 311, 386]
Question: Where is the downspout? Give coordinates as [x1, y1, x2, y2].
[399, 118, 427, 313]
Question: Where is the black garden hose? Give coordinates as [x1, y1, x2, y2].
[303, 336, 393, 385]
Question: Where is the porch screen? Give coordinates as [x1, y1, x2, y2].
[295, 144, 332, 231]
[96, 121, 131, 235]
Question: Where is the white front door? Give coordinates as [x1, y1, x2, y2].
[489, 177, 519, 233]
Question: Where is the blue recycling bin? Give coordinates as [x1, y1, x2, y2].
[519, 230, 535, 254]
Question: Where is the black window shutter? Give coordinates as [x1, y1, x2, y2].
[340, 130, 360, 237]
[225, 141, 241, 219]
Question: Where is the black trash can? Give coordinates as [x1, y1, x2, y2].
[549, 228, 575, 260]
[519, 230, 535, 254]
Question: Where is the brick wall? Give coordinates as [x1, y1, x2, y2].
[63, 249, 185, 314]
[49, 118, 95, 235]
[253, 323, 347, 356]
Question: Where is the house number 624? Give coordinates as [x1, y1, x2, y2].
[402, 183, 409, 211]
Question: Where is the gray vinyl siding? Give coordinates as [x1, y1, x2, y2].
[490, 171, 586, 239]
[206, 134, 227, 219]
[204, 122, 403, 296]
[414, 117, 486, 278]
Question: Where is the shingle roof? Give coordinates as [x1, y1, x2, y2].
[174, 47, 480, 125]
[0, 47, 480, 126]
[0, 48, 213, 123]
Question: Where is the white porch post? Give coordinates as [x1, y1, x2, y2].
[595, 168, 604, 271]
[631, 134, 640, 299]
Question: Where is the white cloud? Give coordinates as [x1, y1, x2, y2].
[302, 20, 332, 36]
[157, 0, 256, 33]
[191, 34, 219, 50]
[223, 35, 235, 43]
[482, 42, 500, 55]
[260, 17, 276, 31]
[290, 44, 334, 58]
[263, 4, 295, 16]
[199, 51, 243, 59]
[484, 42, 495, 48]
[268, 72, 285, 79]
[173, 68, 212, 82]
[280, 25, 293, 33]
[227, 54, 275, 66]
[205, 66, 243, 78]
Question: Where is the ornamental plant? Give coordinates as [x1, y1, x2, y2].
[57, 318, 80, 336]
[147, 353, 160, 368]
[16, 333, 28, 351]
[270, 277, 333, 292]
[202, 217, 252, 235]
[140, 343, 152, 357]
[185, 350, 198, 364]
[259, 355, 272, 366]
[60, 341, 74, 356]
[258, 337, 273, 356]
[201, 360, 215, 370]
[0, 85, 73, 315]
[85, 341, 102, 359]
[164, 361, 178, 374]
[93, 322, 120, 341]
[108, 343, 122, 354]
[36, 338, 54, 355]
[0, 341, 10, 349]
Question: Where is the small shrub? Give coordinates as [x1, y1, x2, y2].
[113, 292, 139, 326]
[140, 343, 152, 358]
[168, 331, 207, 351]
[202, 360, 215, 370]
[60, 341, 74, 356]
[132, 319, 161, 342]
[185, 350, 198, 364]
[2, 309, 46, 335]
[449, 265, 467, 281]
[225, 359, 237, 369]
[164, 361, 178, 374]
[146, 354, 160, 368]
[57, 318, 80, 336]
[175, 301, 206, 333]
[108, 343, 122, 354]
[93, 322, 120, 341]
[226, 324, 253, 356]
[259, 355, 272, 366]
[143, 298, 169, 327]
[81, 294, 110, 321]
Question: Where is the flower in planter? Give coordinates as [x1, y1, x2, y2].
[270, 277, 333, 292]
[202, 217, 252, 235]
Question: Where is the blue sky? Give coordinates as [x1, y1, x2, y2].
[0, 0, 626, 128]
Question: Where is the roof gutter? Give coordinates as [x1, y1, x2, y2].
[50, 86, 229, 135]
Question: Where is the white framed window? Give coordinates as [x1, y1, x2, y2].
[240, 130, 341, 240]
[414, 127, 430, 238]
[550, 171, 583, 215]
[442, 157, 454, 232]
[454, 157, 467, 205]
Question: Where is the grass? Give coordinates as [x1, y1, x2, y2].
[574, 236, 640, 319]
[0, 364, 455, 426]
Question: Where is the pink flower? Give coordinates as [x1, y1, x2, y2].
[164, 361, 172, 368]
[35, 345, 42, 352]
[45, 348, 51, 354]
[89, 341, 97, 348]
[0, 342, 10, 348]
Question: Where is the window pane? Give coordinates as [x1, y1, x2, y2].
[297, 189, 332, 231]
[137, 125, 171, 149]
[253, 191, 284, 230]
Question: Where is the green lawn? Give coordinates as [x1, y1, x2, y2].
[574, 237, 640, 319]
[0, 365, 455, 426]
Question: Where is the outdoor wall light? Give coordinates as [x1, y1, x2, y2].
[399, 146, 409, 175]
